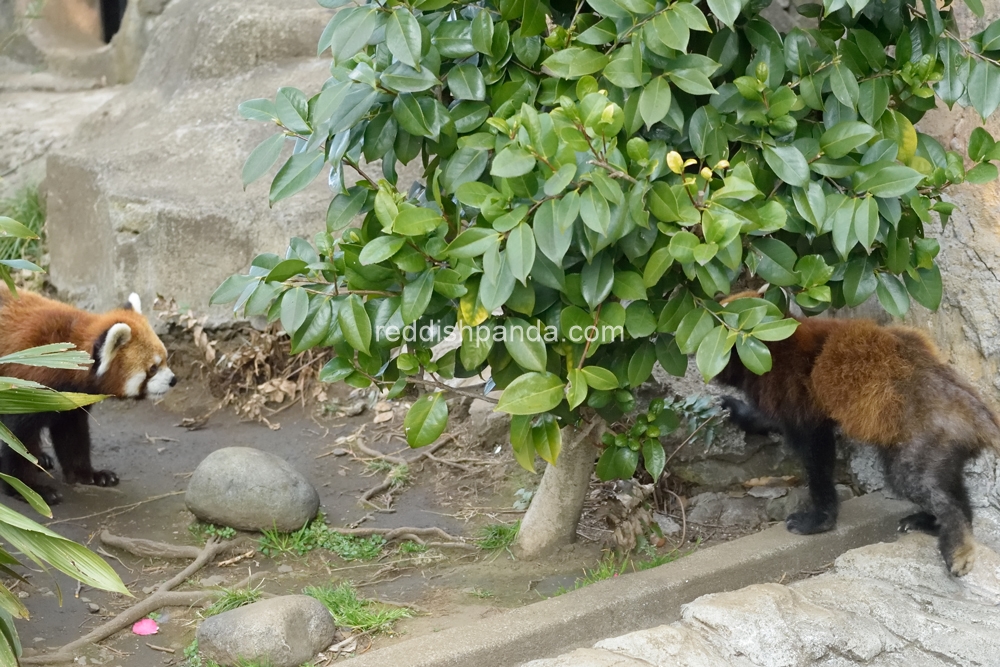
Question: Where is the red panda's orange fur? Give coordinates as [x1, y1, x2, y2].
[716, 295, 998, 576]
[0, 287, 175, 504]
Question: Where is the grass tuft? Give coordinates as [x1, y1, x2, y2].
[0, 185, 45, 265]
[476, 521, 519, 551]
[257, 514, 385, 561]
[189, 521, 237, 543]
[199, 584, 263, 619]
[304, 582, 412, 635]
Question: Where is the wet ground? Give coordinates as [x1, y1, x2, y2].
[8, 380, 606, 665]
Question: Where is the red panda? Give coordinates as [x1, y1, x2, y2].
[0, 288, 176, 504]
[716, 299, 999, 577]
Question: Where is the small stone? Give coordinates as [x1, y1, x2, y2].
[653, 513, 682, 536]
[277, 564, 293, 574]
[747, 486, 788, 499]
[342, 401, 366, 417]
[185, 447, 320, 532]
[32, 637, 44, 644]
[199, 575, 226, 588]
[374, 401, 392, 412]
[197, 595, 336, 667]
[80, 596, 91, 603]
[142, 586, 155, 595]
[330, 448, 348, 457]
[87, 603, 100, 613]
[17, 591, 28, 599]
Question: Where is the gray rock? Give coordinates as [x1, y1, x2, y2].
[197, 595, 335, 667]
[185, 447, 319, 532]
[687, 493, 768, 529]
[653, 513, 682, 536]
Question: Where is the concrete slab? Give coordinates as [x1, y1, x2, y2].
[346, 493, 913, 667]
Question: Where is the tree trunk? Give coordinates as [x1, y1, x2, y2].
[513, 419, 603, 560]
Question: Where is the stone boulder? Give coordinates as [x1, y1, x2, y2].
[197, 595, 335, 667]
[185, 447, 319, 532]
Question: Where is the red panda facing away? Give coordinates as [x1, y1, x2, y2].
[717, 314, 999, 577]
[0, 288, 176, 505]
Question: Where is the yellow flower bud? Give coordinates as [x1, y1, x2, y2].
[700, 167, 714, 180]
[667, 151, 685, 174]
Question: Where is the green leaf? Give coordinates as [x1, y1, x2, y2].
[280, 287, 309, 333]
[566, 369, 588, 410]
[448, 63, 486, 101]
[269, 151, 325, 205]
[495, 372, 565, 415]
[642, 439, 666, 480]
[858, 77, 889, 125]
[242, 133, 285, 188]
[643, 247, 674, 288]
[0, 344, 91, 370]
[445, 227, 500, 259]
[820, 121, 877, 159]
[0, 474, 49, 518]
[853, 197, 879, 251]
[581, 366, 620, 390]
[581, 253, 614, 310]
[829, 63, 860, 109]
[968, 127, 995, 162]
[0, 388, 105, 414]
[533, 199, 574, 264]
[386, 8, 423, 69]
[964, 0, 985, 18]
[639, 77, 672, 128]
[211, 275, 255, 306]
[668, 68, 717, 96]
[612, 271, 647, 301]
[968, 59, 1000, 120]
[675, 307, 714, 354]
[275, 87, 310, 133]
[507, 223, 536, 284]
[339, 294, 372, 355]
[359, 236, 406, 266]
[625, 301, 657, 338]
[596, 445, 639, 481]
[967, 162, 999, 184]
[653, 10, 689, 52]
[707, 0, 742, 28]
[472, 9, 494, 55]
[504, 318, 548, 372]
[402, 269, 435, 324]
[532, 416, 562, 465]
[751, 238, 799, 286]
[327, 188, 368, 232]
[319, 357, 355, 383]
[580, 186, 610, 235]
[491, 146, 536, 178]
[393, 205, 445, 236]
[876, 272, 910, 317]
[628, 342, 656, 387]
[904, 265, 943, 310]
[736, 335, 772, 374]
[762, 145, 809, 187]
[854, 165, 924, 197]
[0, 503, 128, 595]
[541, 48, 609, 79]
[404, 392, 448, 447]
[695, 325, 734, 381]
[655, 335, 687, 376]
[751, 318, 799, 341]
[842, 257, 877, 307]
[238, 98, 276, 122]
[674, 3, 712, 32]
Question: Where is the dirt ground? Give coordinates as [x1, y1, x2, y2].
[7, 356, 641, 666]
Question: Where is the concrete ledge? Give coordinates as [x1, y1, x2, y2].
[348, 493, 913, 667]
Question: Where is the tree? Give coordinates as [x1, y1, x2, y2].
[0, 216, 129, 664]
[215, 0, 1000, 557]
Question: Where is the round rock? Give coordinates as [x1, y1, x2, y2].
[196, 595, 335, 667]
[185, 447, 319, 532]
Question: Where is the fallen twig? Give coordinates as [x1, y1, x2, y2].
[146, 643, 175, 654]
[46, 491, 185, 526]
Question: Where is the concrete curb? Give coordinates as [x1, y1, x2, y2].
[346, 493, 914, 667]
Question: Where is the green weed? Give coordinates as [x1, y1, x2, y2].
[304, 582, 412, 635]
[257, 514, 385, 561]
[189, 521, 237, 543]
[398, 540, 427, 555]
[199, 584, 263, 619]
[467, 588, 494, 599]
[0, 185, 45, 265]
[477, 521, 519, 552]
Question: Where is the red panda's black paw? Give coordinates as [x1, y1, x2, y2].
[786, 510, 836, 535]
[91, 470, 119, 487]
[34, 486, 62, 505]
[38, 453, 55, 471]
[898, 511, 940, 535]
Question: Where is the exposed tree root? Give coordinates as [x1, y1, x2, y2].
[331, 526, 477, 551]
[21, 534, 259, 664]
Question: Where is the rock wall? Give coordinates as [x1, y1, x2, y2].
[44, 0, 335, 318]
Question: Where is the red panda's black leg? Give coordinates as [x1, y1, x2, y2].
[898, 511, 940, 535]
[51, 410, 119, 488]
[0, 414, 62, 505]
[721, 396, 782, 436]
[783, 421, 839, 535]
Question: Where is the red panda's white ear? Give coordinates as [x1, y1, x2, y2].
[96, 323, 132, 376]
[125, 293, 142, 314]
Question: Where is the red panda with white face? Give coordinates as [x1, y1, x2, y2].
[0, 288, 176, 504]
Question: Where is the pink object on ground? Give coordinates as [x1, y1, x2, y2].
[131, 618, 159, 635]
